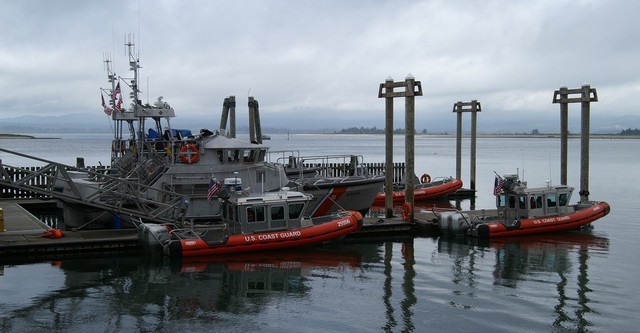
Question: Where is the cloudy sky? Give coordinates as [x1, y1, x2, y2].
[1, 0, 638, 131]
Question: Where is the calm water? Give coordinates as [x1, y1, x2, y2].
[1, 133, 638, 332]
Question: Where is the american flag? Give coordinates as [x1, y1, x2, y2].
[493, 175, 504, 196]
[111, 82, 121, 100]
[101, 94, 113, 116]
[116, 94, 123, 112]
[207, 176, 221, 202]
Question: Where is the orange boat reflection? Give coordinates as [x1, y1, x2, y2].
[177, 247, 363, 273]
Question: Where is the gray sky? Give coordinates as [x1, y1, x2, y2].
[1, 0, 638, 130]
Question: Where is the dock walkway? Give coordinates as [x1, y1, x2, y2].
[0, 200, 139, 258]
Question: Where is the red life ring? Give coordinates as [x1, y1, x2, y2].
[179, 144, 199, 164]
[420, 173, 431, 183]
[401, 202, 412, 222]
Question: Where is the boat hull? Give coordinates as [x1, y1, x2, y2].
[474, 201, 610, 238]
[372, 178, 463, 205]
[168, 211, 363, 257]
[297, 175, 384, 216]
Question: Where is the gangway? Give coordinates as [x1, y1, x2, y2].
[0, 147, 190, 227]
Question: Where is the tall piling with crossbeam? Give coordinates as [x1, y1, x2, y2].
[453, 100, 481, 208]
[378, 75, 423, 219]
[552, 85, 598, 203]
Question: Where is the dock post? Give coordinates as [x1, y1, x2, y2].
[558, 87, 569, 185]
[404, 75, 418, 213]
[378, 75, 423, 220]
[452, 100, 482, 208]
[580, 85, 594, 203]
[382, 77, 395, 218]
[455, 105, 462, 181]
[552, 85, 598, 202]
[76, 157, 85, 169]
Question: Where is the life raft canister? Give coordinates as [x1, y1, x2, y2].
[401, 202, 412, 222]
[420, 173, 431, 183]
[179, 144, 199, 164]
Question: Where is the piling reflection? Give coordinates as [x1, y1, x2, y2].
[380, 239, 417, 333]
[437, 231, 609, 332]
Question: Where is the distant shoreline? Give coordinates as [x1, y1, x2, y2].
[322, 133, 640, 139]
[0, 134, 61, 139]
[1, 132, 638, 140]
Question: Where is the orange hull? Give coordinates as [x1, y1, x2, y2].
[373, 179, 463, 204]
[476, 202, 610, 238]
[168, 211, 363, 257]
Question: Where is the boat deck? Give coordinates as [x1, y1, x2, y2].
[0, 199, 439, 260]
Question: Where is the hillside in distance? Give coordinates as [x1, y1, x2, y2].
[1, 112, 638, 135]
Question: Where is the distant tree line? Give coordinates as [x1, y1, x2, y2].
[334, 127, 640, 136]
[620, 128, 640, 135]
[334, 126, 429, 134]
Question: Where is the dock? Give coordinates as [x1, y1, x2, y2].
[0, 199, 441, 260]
[0, 200, 139, 260]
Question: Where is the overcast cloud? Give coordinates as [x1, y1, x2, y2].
[1, 0, 638, 130]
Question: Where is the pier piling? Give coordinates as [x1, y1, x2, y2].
[378, 75, 423, 219]
[552, 85, 598, 202]
[452, 100, 481, 209]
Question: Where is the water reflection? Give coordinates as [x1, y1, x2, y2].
[0, 231, 611, 332]
[437, 231, 609, 332]
[1, 248, 363, 331]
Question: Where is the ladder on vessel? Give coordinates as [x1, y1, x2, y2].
[0, 147, 189, 226]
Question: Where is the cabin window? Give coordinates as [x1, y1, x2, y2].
[258, 149, 266, 162]
[518, 196, 526, 209]
[247, 207, 256, 222]
[559, 193, 570, 206]
[547, 194, 557, 207]
[243, 149, 257, 163]
[289, 203, 305, 219]
[497, 195, 506, 209]
[271, 205, 285, 220]
[508, 196, 516, 209]
[216, 150, 224, 163]
[227, 149, 240, 162]
[247, 206, 265, 222]
[530, 195, 543, 209]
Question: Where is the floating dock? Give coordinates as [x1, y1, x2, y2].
[0, 200, 440, 260]
[0, 200, 139, 259]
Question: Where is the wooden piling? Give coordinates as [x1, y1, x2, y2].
[452, 100, 481, 207]
[552, 85, 598, 202]
[384, 78, 394, 218]
[378, 75, 423, 220]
